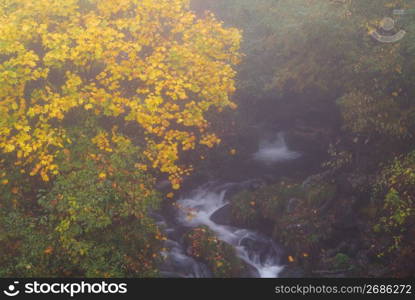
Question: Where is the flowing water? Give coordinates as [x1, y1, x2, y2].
[157, 133, 301, 278]
[253, 132, 302, 164]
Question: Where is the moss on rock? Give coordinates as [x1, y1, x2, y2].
[184, 226, 247, 277]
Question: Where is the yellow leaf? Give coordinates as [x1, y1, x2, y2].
[44, 246, 54, 255]
[4, 144, 15, 152]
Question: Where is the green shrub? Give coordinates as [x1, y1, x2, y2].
[185, 226, 246, 277]
[334, 253, 351, 269]
[0, 127, 163, 277]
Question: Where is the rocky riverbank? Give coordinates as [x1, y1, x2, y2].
[216, 165, 413, 277]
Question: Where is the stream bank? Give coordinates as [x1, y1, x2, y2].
[156, 133, 307, 278]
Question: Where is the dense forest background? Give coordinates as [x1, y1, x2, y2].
[1, 0, 414, 277]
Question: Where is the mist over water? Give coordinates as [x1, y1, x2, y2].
[253, 132, 301, 165]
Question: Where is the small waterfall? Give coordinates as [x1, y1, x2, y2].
[158, 131, 301, 278]
[253, 132, 301, 164]
[176, 183, 283, 278]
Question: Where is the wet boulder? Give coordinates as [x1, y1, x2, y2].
[210, 203, 232, 226]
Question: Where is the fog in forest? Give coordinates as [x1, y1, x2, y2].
[1, 0, 415, 282]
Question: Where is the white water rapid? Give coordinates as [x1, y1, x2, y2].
[158, 132, 301, 278]
[177, 183, 284, 278]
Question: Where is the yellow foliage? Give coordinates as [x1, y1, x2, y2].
[44, 246, 54, 255]
[0, 0, 241, 189]
[92, 132, 113, 153]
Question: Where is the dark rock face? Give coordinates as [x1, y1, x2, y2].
[286, 198, 303, 214]
[209, 204, 232, 226]
[333, 208, 360, 231]
[245, 178, 267, 191]
[301, 170, 333, 187]
[336, 173, 354, 196]
[335, 173, 372, 198]
[286, 127, 333, 154]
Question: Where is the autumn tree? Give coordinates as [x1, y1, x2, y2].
[0, 0, 241, 189]
[0, 0, 240, 276]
